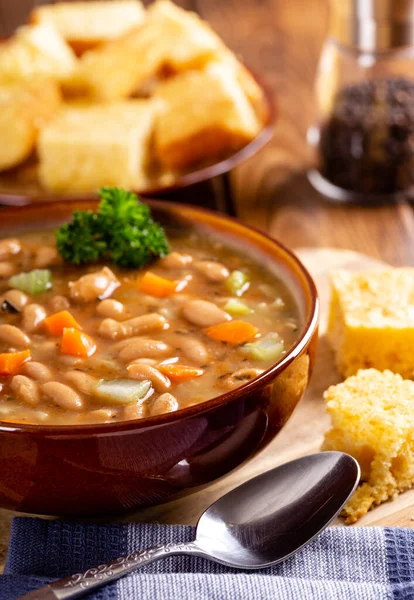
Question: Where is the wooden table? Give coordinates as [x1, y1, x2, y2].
[1, 0, 414, 571]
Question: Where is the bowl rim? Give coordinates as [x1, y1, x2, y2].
[0, 199, 319, 436]
[0, 68, 276, 205]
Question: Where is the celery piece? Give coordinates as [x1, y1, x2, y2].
[9, 269, 52, 295]
[225, 270, 250, 297]
[95, 379, 152, 405]
[242, 334, 285, 362]
[224, 298, 253, 316]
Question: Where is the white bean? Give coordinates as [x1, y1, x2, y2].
[0, 324, 30, 348]
[69, 267, 120, 303]
[149, 393, 179, 416]
[0, 238, 21, 260]
[34, 246, 60, 268]
[182, 300, 230, 327]
[99, 313, 168, 340]
[160, 252, 193, 269]
[86, 409, 117, 422]
[119, 339, 172, 362]
[22, 361, 53, 382]
[217, 368, 264, 390]
[123, 402, 147, 420]
[1, 289, 29, 311]
[174, 335, 210, 365]
[127, 363, 171, 393]
[97, 299, 125, 319]
[194, 260, 229, 282]
[10, 375, 40, 407]
[0, 262, 17, 278]
[42, 381, 84, 411]
[21, 304, 46, 333]
[48, 295, 70, 312]
[65, 370, 98, 394]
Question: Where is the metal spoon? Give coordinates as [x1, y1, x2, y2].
[21, 451, 360, 600]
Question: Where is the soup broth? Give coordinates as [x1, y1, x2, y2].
[0, 228, 300, 425]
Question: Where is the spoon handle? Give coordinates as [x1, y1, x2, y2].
[18, 541, 199, 600]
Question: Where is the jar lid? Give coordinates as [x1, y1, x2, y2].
[330, 0, 414, 51]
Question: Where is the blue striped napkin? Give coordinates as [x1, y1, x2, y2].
[1, 518, 414, 599]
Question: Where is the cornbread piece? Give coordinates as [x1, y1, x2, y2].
[66, 0, 223, 100]
[38, 100, 157, 193]
[323, 369, 414, 523]
[153, 65, 261, 169]
[30, 1, 146, 53]
[328, 268, 414, 378]
[0, 24, 76, 84]
[0, 78, 61, 171]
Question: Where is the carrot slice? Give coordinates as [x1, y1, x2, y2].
[61, 328, 96, 357]
[158, 364, 204, 382]
[44, 310, 82, 336]
[204, 321, 259, 345]
[138, 272, 187, 298]
[0, 350, 31, 376]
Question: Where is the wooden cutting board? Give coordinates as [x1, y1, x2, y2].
[1, 248, 413, 571]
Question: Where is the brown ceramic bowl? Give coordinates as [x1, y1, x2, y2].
[0, 200, 318, 516]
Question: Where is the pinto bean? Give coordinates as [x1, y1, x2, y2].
[119, 339, 172, 362]
[160, 252, 193, 269]
[0, 324, 30, 348]
[194, 260, 229, 282]
[0, 238, 21, 260]
[10, 375, 40, 407]
[21, 304, 46, 333]
[182, 300, 230, 328]
[65, 370, 98, 395]
[22, 361, 53, 382]
[149, 393, 179, 416]
[98, 313, 168, 340]
[42, 382, 84, 411]
[97, 299, 125, 319]
[127, 363, 171, 393]
[69, 267, 120, 303]
[1, 289, 29, 311]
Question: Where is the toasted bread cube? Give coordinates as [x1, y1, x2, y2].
[66, 0, 223, 101]
[322, 369, 414, 523]
[153, 65, 261, 169]
[0, 78, 61, 171]
[328, 269, 414, 378]
[0, 23, 76, 84]
[30, 1, 146, 53]
[38, 100, 156, 193]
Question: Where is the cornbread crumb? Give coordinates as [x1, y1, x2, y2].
[327, 269, 414, 378]
[322, 369, 414, 523]
[38, 100, 157, 193]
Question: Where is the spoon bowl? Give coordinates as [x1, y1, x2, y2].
[20, 452, 360, 599]
[195, 451, 360, 568]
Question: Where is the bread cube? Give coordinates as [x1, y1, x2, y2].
[66, 0, 223, 101]
[38, 100, 157, 193]
[0, 78, 61, 171]
[0, 24, 77, 84]
[30, 1, 146, 53]
[327, 268, 414, 378]
[322, 369, 414, 523]
[153, 65, 261, 169]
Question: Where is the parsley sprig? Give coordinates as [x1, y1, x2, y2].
[55, 188, 170, 268]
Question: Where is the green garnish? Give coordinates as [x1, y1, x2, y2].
[225, 270, 250, 297]
[9, 269, 52, 295]
[56, 187, 170, 268]
[223, 298, 253, 316]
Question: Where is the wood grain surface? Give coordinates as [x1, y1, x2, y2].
[0, 0, 413, 572]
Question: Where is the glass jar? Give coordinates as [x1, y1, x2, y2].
[308, 0, 414, 202]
